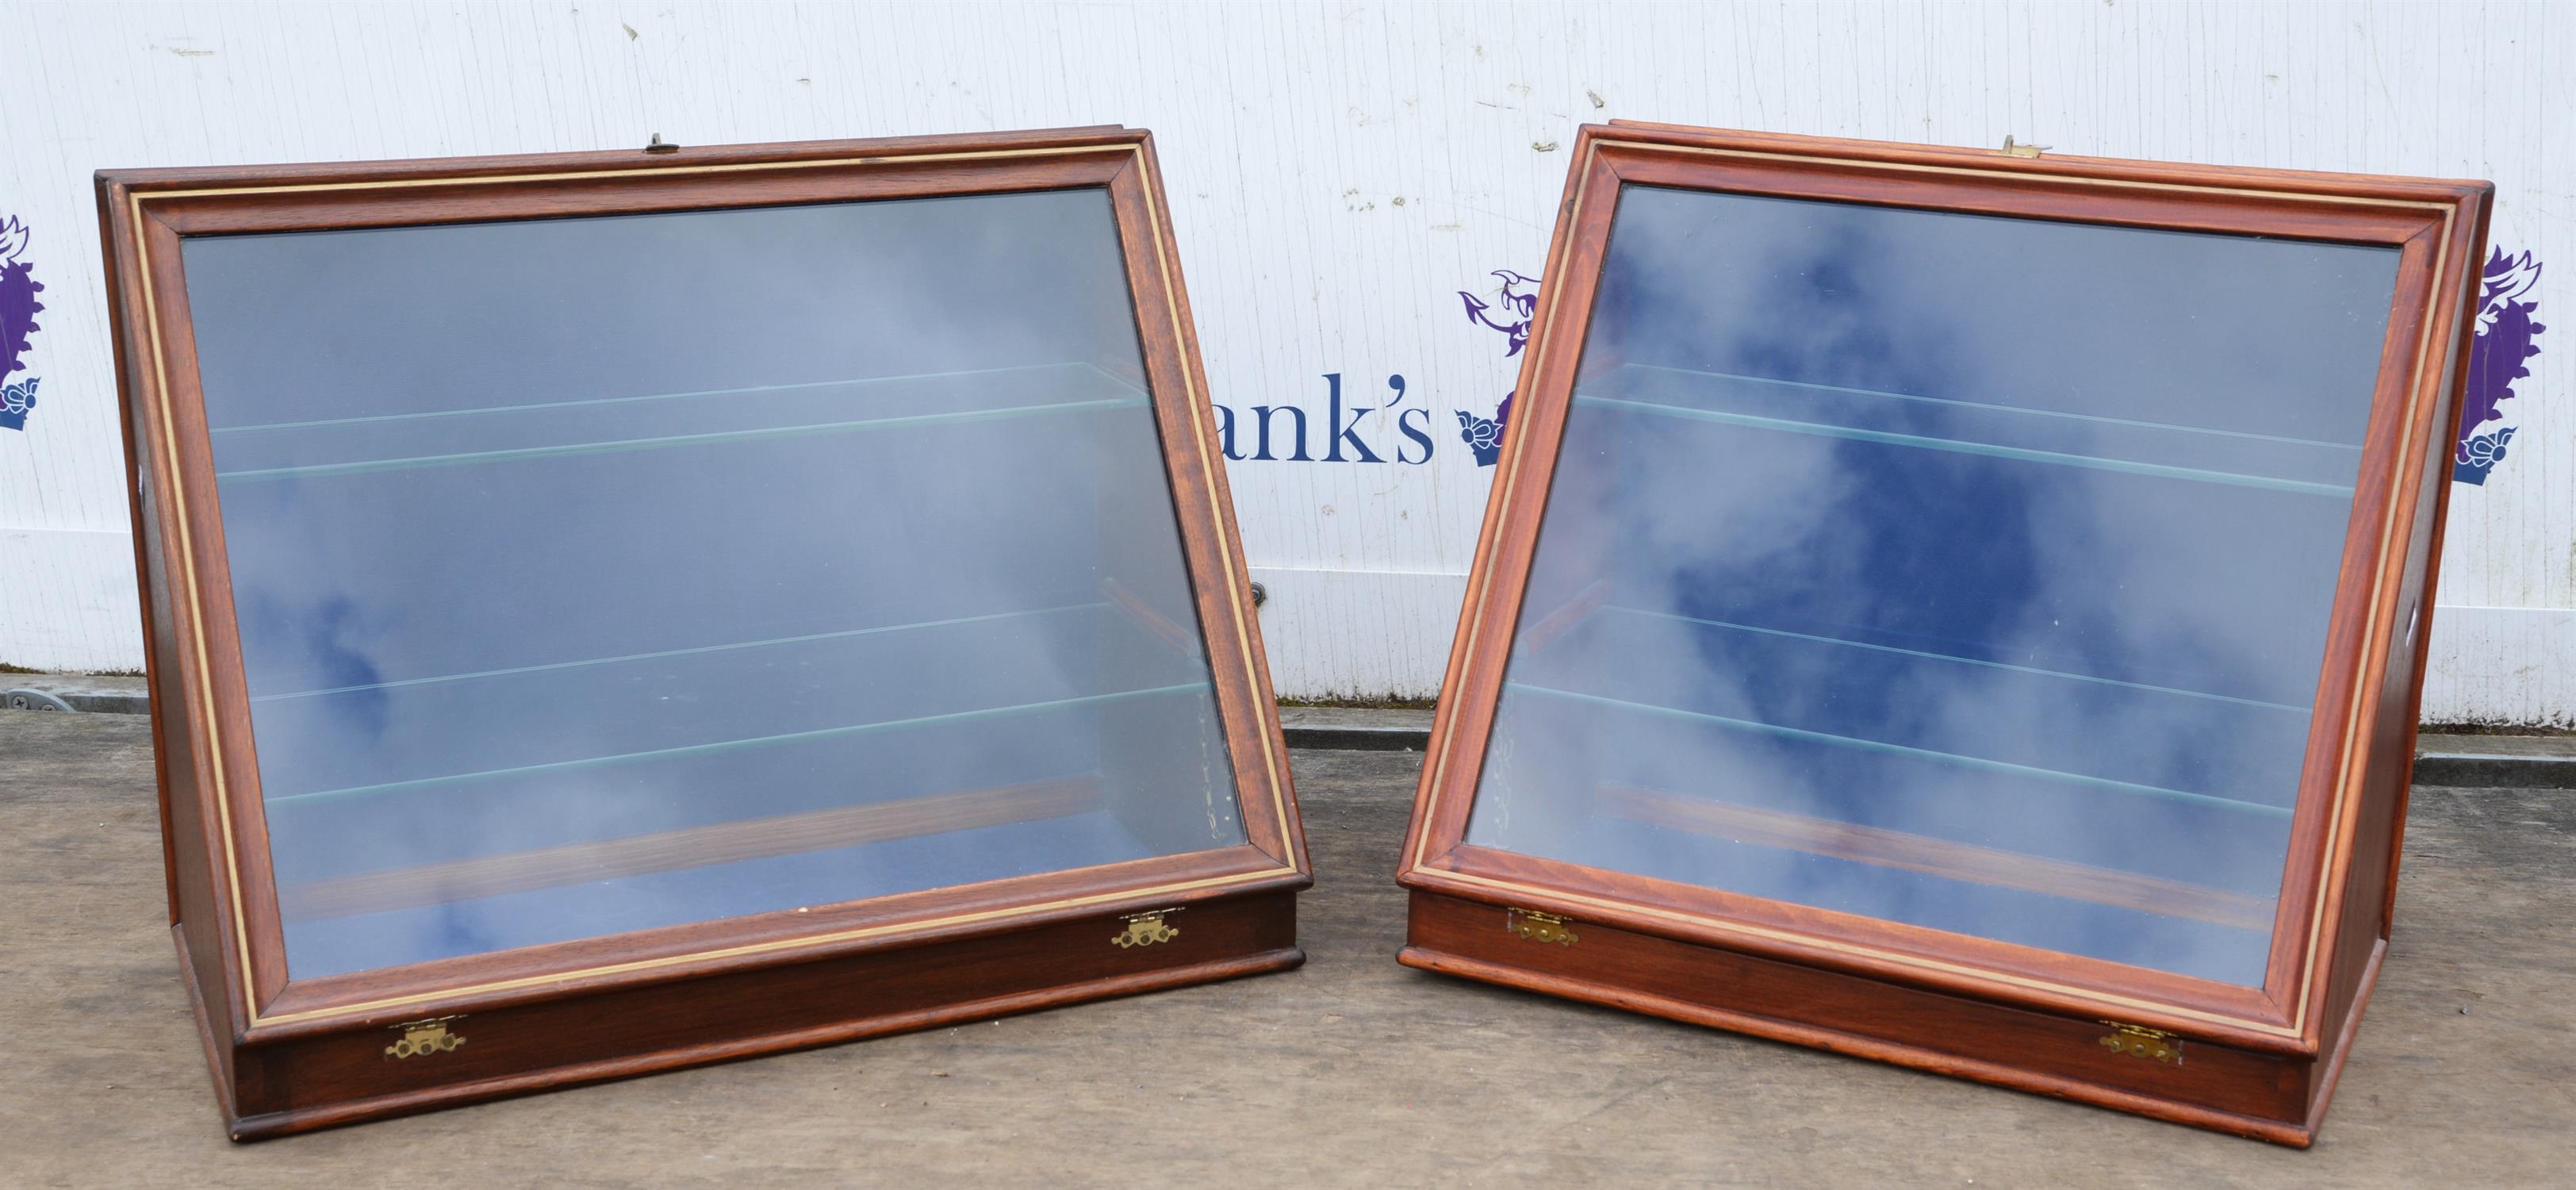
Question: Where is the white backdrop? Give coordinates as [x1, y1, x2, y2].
[1, 1, 2566, 721]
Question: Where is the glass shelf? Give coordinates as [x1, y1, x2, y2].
[1575, 362, 2359, 497]
[252, 619, 1209, 812]
[1505, 600, 2314, 808]
[263, 668, 1207, 811]
[211, 363, 1147, 484]
[1501, 681, 2292, 820]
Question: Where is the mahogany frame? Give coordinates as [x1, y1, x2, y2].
[1396, 122, 2490, 1147]
[97, 126, 1309, 1140]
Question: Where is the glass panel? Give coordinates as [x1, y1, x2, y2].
[182, 189, 1244, 980]
[1464, 185, 2400, 987]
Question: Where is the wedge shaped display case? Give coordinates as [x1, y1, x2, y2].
[1397, 123, 2490, 1146]
[98, 127, 1307, 1139]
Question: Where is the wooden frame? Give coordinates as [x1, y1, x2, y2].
[98, 125, 1309, 1140]
[1396, 122, 2490, 1146]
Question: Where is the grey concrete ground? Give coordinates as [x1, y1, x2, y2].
[2, 708, 2570, 1188]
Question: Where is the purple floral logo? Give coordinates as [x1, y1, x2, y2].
[1454, 269, 1538, 466]
[0, 216, 43, 432]
[2455, 247, 2544, 486]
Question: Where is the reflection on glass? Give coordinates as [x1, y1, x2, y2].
[183, 190, 1244, 979]
[1465, 186, 2401, 986]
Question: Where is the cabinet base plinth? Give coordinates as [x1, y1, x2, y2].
[1402, 889, 2371, 1147]
[192, 891, 1301, 1141]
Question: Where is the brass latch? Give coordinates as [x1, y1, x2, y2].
[2097, 1021, 2182, 1065]
[384, 1016, 466, 1060]
[1113, 909, 1181, 949]
[1505, 908, 1577, 946]
[1999, 136, 2048, 159]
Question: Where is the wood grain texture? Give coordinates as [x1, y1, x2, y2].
[1414, 842, 2296, 1054]
[98, 176, 251, 1040]
[1116, 133, 1310, 876]
[131, 202, 300, 1014]
[2256, 220, 2450, 1034]
[1402, 890, 2317, 1146]
[226, 891, 1301, 1140]
[252, 846, 1300, 1039]
[2383, 192, 2497, 936]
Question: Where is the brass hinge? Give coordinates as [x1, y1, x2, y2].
[1505, 908, 1577, 946]
[1113, 909, 1181, 949]
[1999, 136, 2048, 159]
[384, 1016, 466, 1060]
[2097, 1021, 2183, 1065]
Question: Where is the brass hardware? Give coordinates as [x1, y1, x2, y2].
[1505, 908, 1577, 946]
[1999, 136, 2048, 159]
[1113, 910, 1181, 949]
[384, 1016, 466, 1060]
[2097, 1021, 2182, 1065]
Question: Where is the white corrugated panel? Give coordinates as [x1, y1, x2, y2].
[0, 2, 2566, 722]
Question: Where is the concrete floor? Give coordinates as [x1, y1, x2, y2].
[2, 710, 2570, 1188]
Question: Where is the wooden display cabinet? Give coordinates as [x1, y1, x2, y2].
[1397, 121, 2490, 1146]
[98, 126, 1307, 1139]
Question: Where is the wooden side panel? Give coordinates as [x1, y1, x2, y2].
[98, 175, 245, 1054]
[1402, 132, 1623, 874]
[1109, 139, 1307, 875]
[132, 205, 297, 1011]
[2303, 186, 2492, 1134]
[2384, 190, 2498, 934]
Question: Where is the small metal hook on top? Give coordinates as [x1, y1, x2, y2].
[1999, 136, 2049, 159]
[643, 132, 680, 155]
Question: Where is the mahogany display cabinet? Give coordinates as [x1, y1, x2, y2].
[98, 126, 1308, 1139]
[1396, 122, 2490, 1146]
